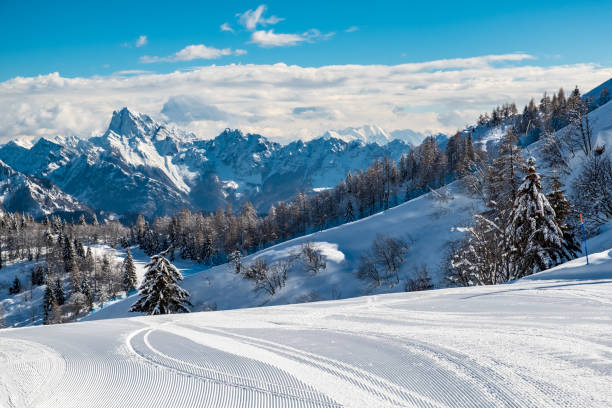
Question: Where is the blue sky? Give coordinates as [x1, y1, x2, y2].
[1, 0, 611, 80]
[1, 1, 611, 143]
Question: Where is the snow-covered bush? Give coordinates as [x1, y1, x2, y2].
[571, 153, 612, 233]
[243, 258, 288, 295]
[300, 242, 327, 275]
[405, 265, 434, 292]
[357, 234, 410, 287]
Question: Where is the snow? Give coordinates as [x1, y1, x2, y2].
[80, 181, 475, 322]
[1, 250, 612, 407]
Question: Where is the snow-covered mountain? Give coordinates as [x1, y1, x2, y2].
[0, 160, 90, 218]
[323, 124, 394, 145]
[323, 124, 427, 146]
[0, 108, 414, 219]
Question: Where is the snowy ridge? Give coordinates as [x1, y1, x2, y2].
[0, 108, 414, 217]
[0, 160, 89, 217]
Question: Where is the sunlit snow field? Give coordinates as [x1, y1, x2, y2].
[1, 248, 611, 407]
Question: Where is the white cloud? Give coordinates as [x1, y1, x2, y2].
[250, 29, 333, 48]
[135, 35, 148, 47]
[140, 44, 245, 63]
[1, 55, 611, 144]
[237, 5, 283, 31]
[220, 22, 234, 33]
[122, 35, 148, 48]
[113, 70, 153, 76]
[345, 26, 359, 33]
[250, 30, 305, 47]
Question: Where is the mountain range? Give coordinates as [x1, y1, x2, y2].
[0, 108, 418, 220]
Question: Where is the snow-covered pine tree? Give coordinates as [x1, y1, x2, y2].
[507, 157, 566, 279]
[8, 276, 21, 295]
[344, 200, 354, 222]
[81, 275, 93, 312]
[54, 277, 65, 305]
[447, 214, 507, 285]
[122, 248, 138, 293]
[547, 174, 580, 261]
[229, 249, 243, 275]
[63, 237, 80, 292]
[487, 126, 526, 211]
[43, 280, 58, 324]
[129, 247, 191, 315]
[74, 238, 86, 259]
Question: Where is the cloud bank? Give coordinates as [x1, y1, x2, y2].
[1, 54, 610, 144]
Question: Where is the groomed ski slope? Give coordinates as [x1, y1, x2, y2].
[2, 249, 611, 407]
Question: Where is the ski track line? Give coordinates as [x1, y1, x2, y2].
[31, 326, 212, 408]
[348, 321, 592, 408]
[200, 327, 450, 407]
[126, 327, 339, 408]
[370, 322, 607, 408]
[0, 337, 66, 408]
[183, 324, 480, 408]
[197, 325, 571, 408]
[145, 328, 331, 400]
[166, 324, 418, 408]
[335, 294, 612, 407]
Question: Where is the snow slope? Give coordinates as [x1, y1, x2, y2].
[83, 182, 476, 321]
[1, 249, 611, 407]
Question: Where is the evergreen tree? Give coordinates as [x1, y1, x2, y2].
[43, 280, 58, 324]
[129, 248, 191, 315]
[487, 126, 526, 211]
[122, 248, 138, 293]
[229, 250, 243, 275]
[507, 158, 565, 278]
[30, 264, 45, 286]
[80, 276, 93, 312]
[54, 277, 65, 305]
[63, 238, 80, 292]
[344, 200, 355, 222]
[9, 276, 21, 295]
[74, 238, 86, 259]
[547, 175, 580, 261]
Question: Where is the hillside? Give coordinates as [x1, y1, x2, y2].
[2, 247, 611, 407]
[82, 181, 473, 321]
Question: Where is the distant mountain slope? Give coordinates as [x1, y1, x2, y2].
[0, 160, 89, 218]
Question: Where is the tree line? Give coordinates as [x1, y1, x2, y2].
[446, 84, 612, 285]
